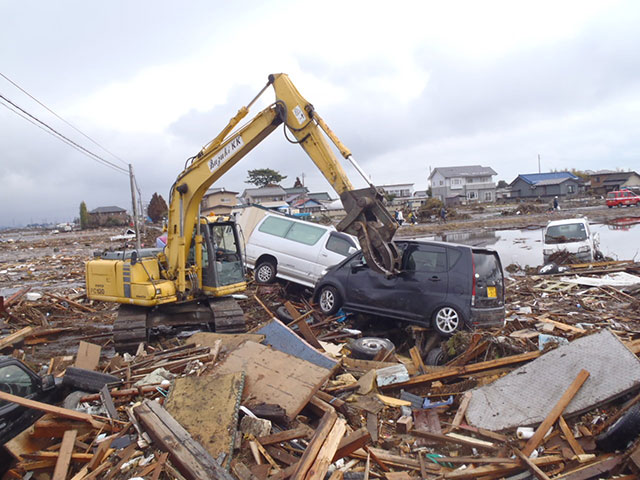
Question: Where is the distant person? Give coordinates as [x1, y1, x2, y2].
[553, 196, 559, 211]
[440, 206, 447, 223]
[395, 209, 404, 225]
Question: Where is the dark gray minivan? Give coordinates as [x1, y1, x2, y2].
[313, 240, 505, 336]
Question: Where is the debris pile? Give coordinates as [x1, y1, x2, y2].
[4, 237, 640, 478]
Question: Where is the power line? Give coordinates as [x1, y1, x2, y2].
[0, 92, 128, 175]
[0, 71, 130, 168]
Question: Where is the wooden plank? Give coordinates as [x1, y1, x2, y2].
[332, 427, 371, 462]
[86, 435, 114, 471]
[557, 416, 585, 457]
[104, 442, 137, 480]
[521, 369, 590, 456]
[449, 391, 472, 431]
[512, 447, 551, 480]
[0, 326, 33, 350]
[409, 430, 496, 450]
[552, 454, 623, 480]
[285, 302, 322, 349]
[409, 346, 425, 374]
[266, 446, 299, 466]
[257, 426, 311, 446]
[381, 351, 542, 390]
[366, 413, 378, 443]
[0, 390, 109, 430]
[314, 391, 347, 414]
[134, 399, 235, 480]
[304, 418, 346, 480]
[75, 341, 101, 370]
[442, 455, 563, 479]
[290, 410, 337, 480]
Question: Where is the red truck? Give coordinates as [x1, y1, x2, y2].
[606, 189, 640, 207]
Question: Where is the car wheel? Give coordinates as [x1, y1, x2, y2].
[255, 260, 276, 284]
[425, 346, 446, 366]
[596, 404, 640, 452]
[350, 337, 395, 360]
[433, 306, 462, 336]
[318, 285, 341, 315]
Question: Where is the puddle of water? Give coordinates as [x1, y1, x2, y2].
[416, 216, 640, 268]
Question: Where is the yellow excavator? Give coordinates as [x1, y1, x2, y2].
[86, 73, 401, 352]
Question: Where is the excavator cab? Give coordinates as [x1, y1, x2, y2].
[187, 217, 245, 292]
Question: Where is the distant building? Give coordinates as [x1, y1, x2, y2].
[201, 188, 238, 215]
[589, 170, 640, 194]
[429, 166, 497, 206]
[378, 183, 414, 199]
[509, 172, 583, 199]
[89, 206, 128, 227]
[239, 186, 287, 205]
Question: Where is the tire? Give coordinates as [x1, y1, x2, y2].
[350, 337, 395, 360]
[425, 346, 445, 366]
[317, 285, 341, 315]
[596, 404, 640, 452]
[62, 391, 91, 410]
[432, 306, 462, 336]
[275, 305, 294, 323]
[255, 260, 276, 284]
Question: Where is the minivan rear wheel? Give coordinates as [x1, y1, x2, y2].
[433, 307, 462, 336]
[255, 260, 276, 284]
[318, 285, 341, 315]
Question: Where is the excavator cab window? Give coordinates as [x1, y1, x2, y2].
[205, 222, 245, 287]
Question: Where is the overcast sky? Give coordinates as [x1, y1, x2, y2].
[1, 0, 639, 227]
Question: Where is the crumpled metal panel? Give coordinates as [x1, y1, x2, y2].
[466, 329, 640, 431]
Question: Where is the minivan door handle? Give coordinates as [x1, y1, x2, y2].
[429, 275, 441, 282]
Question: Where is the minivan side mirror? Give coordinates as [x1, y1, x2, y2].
[130, 251, 138, 265]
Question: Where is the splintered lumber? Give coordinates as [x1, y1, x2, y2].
[332, 427, 371, 462]
[350, 448, 423, 471]
[521, 369, 590, 456]
[52, 430, 78, 480]
[304, 418, 346, 480]
[285, 301, 322, 349]
[0, 326, 34, 350]
[257, 426, 312, 446]
[512, 447, 551, 480]
[449, 391, 472, 431]
[552, 454, 623, 479]
[0, 391, 110, 431]
[290, 410, 337, 480]
[409, 346, 426, 374]
[442, 455, 564, 479]
[134, 399, 234, 480]
[380, 350, 541, 390]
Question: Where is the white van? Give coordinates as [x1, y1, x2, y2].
[238, 208, 359, 288]
[542, 217, 600, 263]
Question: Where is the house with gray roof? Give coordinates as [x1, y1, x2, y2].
[88, 206, 128, 227]
[239, 186, 287, 205]
[428, 165, 497, 206]
[509, 172, 583, 199]
[589, 170, 640, 194]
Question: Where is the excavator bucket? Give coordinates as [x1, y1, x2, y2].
[337, 187, 401, 276]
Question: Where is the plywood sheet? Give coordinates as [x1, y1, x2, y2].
[164, 372, 244, 469]
[212, 341, 332, 421]
[74, 341, 101, 370]
[466, 329, 640, 431]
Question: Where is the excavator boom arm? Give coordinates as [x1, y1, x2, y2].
[166, 74, 400, 291]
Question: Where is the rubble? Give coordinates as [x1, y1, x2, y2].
[3, 228, 640, 479]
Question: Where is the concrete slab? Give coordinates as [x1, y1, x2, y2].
[466, 329, 640, 431]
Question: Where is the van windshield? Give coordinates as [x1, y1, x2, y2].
[545, 223, 588, 244]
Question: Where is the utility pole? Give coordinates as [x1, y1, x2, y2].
[129, 164, 141, 251]
[538, 154, 541, 173]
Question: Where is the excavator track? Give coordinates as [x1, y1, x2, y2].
[113, 297, 246, 353]
[113, 305, 149, 354]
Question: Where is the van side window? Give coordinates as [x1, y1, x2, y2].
[326, 235, 353, 256]
[405, 247, 447, 273]
[447, 249, 462, 269]
[258, 216, 292, 237]
[285, 222, 325, 246]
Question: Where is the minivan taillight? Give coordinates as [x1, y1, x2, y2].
[471, 255, 476, 306]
